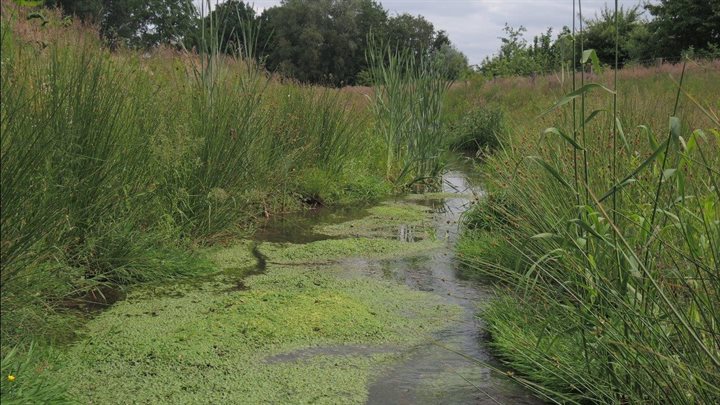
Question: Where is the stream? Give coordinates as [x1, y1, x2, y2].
[254, 162, 539, 404]
[60, 159, 540, 404]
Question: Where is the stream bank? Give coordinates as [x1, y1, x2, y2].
[55, 162, 538, 404]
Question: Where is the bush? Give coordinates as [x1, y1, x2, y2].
[446, 106, 505, 152]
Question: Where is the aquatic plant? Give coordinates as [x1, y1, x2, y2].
[366, 36, 451, 188]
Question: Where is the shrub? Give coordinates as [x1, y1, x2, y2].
[447, 106, 505, 152]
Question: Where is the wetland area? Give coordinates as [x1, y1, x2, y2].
[57, 163, 537, 404]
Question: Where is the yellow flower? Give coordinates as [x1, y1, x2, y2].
[7, 374, 15, 382]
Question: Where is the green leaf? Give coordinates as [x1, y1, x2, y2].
[626, 255, 641, 279]
[599, 140, 667, 203]
[586, 109, 605, 125]
[527, 156, 573, 190]
[16, 0, 45, 6]
[616, 118, 630, 152]
[540, 83, 615, 116]
[662, 168, 677, 182]
[543, 127, 584, 150]
[581, 49, 603, 74]
[531, 233, 558, 240]
[639, 125, 658, 149]
[570, 218, 612, 247]
[669, 116, 681, 143]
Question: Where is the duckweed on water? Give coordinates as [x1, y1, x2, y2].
[57, 264, 461, 403]
[315, 202, 433, 239]
[203, 241, 257, 271]
[258, 238, 441, 265]
[51, 199, 463, 403]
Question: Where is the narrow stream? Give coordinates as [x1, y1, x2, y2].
[365, 170, 537, 404]
[255, 161, 540, 404]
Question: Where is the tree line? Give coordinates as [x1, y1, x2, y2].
[479, 0, 720, 77]
[42, 0, 469, 85]
[37, 0, 720, 82]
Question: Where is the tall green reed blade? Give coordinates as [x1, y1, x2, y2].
[578, 0, 589, 207]
[572, 0, 579, 208]
[576, 0, 592, 378]
[642, 62, 687, 267]
[612, 0, 619, 229]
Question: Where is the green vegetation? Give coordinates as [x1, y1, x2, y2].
[1, 181, 459, 403]
[36, 0, 720, 82]
[367, 40, 451, 186]
[479, 1, 720, 77]
[204, 240, 256, 271]
[1, 5, 458, 401]
[55, 262, 459, 403]
[0, 3, 391, 349]
[259, 238, 441, 265]
[4, 0, 720, 403]
[1, 344, 67, 404]
[42, 0, 468, 85]
[445, 105, 505, 153]
[316, 202, 431, 238]
[645, 0, 720, 59]
[458, 56, 720, 402]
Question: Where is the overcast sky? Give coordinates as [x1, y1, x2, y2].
[195, 0, 648, 65]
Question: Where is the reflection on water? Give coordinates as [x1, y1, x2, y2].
[254, 204, 370, 244]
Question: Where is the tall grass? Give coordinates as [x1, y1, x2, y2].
[366, 38, 451, 188]
[457, 32, 720, 405]
[0, 1, 379, 349]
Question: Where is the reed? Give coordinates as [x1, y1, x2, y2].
[366, 37, 451, 188]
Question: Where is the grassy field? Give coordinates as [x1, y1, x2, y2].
[456, 61, 720, 402]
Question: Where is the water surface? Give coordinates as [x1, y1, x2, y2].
[255, 161, 539, 404]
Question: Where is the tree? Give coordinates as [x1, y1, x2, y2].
[431, 43, 468, 80]
[385, 13, 437, 57]
[46, 0, 198, 48]
[478, 25, 578, 77]
[528, 28, 559, 73]
[479, 24, 538, 77]
[583, 5, 649, 65]
[259, 0, 388, 85]
[45, 0, 467, 84]
[45, 0, 103, 22]
[646, 0, 720, 58]
[101, 0, 197, 48]
[197, 0, 257, 55]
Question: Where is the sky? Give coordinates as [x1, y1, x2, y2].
[194, 0, 648, 65]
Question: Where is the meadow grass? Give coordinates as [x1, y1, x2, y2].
[457, 58, 720, 402]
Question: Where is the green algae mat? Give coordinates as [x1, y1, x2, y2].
[56, 201, 462, 403]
